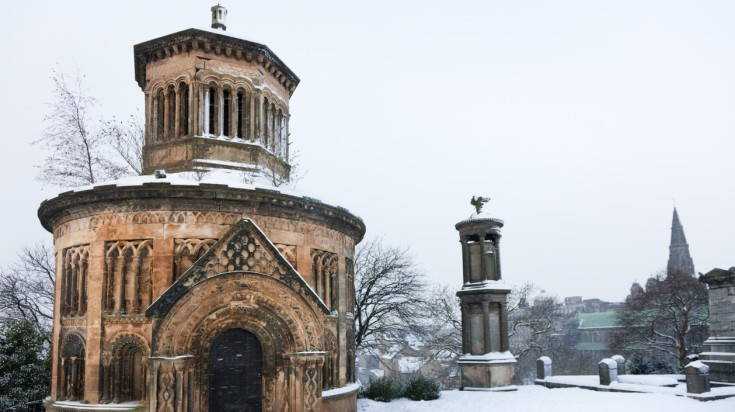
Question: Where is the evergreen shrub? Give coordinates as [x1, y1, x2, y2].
[403, 374, 441, 401]
[359, 376, 404, 402]
[627, 354, 676, 375]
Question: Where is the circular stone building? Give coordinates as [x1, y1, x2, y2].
[39, 7, 365, 412]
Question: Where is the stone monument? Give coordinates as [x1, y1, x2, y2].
[40, 6, 364, 412]
[456, 197, 516, 389]
[699, 267, 735, 384]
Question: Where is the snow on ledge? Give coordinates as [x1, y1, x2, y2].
[461, 280, 511, 291]
[459, 351, 516, 363]
[322, 382, 359, 398]
[51, 401, 142, 410]
[44, 171, 358, 217]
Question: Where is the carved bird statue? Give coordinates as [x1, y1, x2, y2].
[470, 196, 491, 214]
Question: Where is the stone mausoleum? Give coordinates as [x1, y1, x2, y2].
[39, 6, 365, 412]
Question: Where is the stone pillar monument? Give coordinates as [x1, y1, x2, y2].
[699, 267, 735, 383]
[456, 197, 516, 389]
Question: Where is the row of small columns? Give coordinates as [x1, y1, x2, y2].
[147, 82, 289, 158]
[59, 356, 84, 401]
[459, 231, 502, 283]
[99, 355, 148, 403]
[61, 261, 88, 317]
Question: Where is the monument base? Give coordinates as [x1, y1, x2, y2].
[458, 352, 516, 389]
[701, 337, 735, 383]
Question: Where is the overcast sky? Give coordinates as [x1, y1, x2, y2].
[1, 1, 733, 302]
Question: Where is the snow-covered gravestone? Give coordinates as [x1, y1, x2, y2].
[611, 354, 626, 375]
[684, 361, 711, 394]
[537, 357, 552, 380]
[598, 358, 618, 386]
[456, 197, 516, 390]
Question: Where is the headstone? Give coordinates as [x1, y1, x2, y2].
[598, 358, 617, 386]
[611, 355, 626, 375]
[684, 361, 711, 394]
[537, 356, 552, 380]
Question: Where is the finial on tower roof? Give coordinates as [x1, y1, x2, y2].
[211, 4, 227, 31]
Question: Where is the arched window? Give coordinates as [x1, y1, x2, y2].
[223, 89, 231, 137]
[103, 240, 153, 315]
[270, 102, 277, 151]
[262, 98, 270, 147]
[311, 250, 338, 310]
[179, 82, 189, 136]
[61, 245, 89, 317]
[155, 89, 165, 141]
[204, 85, 217, 136]
[236, 91, 244, 139]
[59, 333, 85, 401]
[173, 238, 217, 282]
[167, 86, 175, 138]
[100, 335, 148, 403]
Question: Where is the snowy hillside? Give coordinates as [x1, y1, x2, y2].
[357, 386, 735, 412]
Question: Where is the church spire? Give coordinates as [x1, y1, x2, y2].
[667, 207, 695, 276]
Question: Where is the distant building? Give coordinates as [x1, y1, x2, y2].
[667, 208, 695, 275]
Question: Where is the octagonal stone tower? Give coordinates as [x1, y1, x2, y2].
[456, 197, 515, 389]
[40, 7, 364, 412]
[134, 15, 298, 179]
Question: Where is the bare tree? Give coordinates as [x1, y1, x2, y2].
[507, 283, 590, 383]
[354, 238, 428, 350]
[99, 111, 145, 176]
[0, 242, 55, 337]
[421, 285, 462, 359]
[613, 268, 708, 369]
[35, 68, 128, 186]
[508, 283, 561, 359]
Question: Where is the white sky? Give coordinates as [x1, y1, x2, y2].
[1, 1, 733, 302]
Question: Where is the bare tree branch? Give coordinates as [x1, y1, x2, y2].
[354, 238, 429, 350]
[99, 111, 145, 176]
[0, 242, 55, 342]
[34, 68, 131, 187]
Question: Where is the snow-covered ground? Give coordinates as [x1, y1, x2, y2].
[356, 386, 735, 412]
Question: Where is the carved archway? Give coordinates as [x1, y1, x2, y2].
[101, 334, 149, 403]
[151, 272, 325, 412]
[59, 332, 86, 401]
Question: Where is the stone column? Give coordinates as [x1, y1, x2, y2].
[482, 301, 491, 353]
[187, 83, 195, 137]
[70, 357, 79, 400]
[499, 302, 509, 351]
[461, 303, 470, 354]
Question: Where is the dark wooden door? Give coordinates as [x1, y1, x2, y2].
[208, 328, 262, 412]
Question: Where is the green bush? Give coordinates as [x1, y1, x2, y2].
[403, 375, 441, 401]
[627, 354, 676, 375]
[360, 376, 404, 402]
